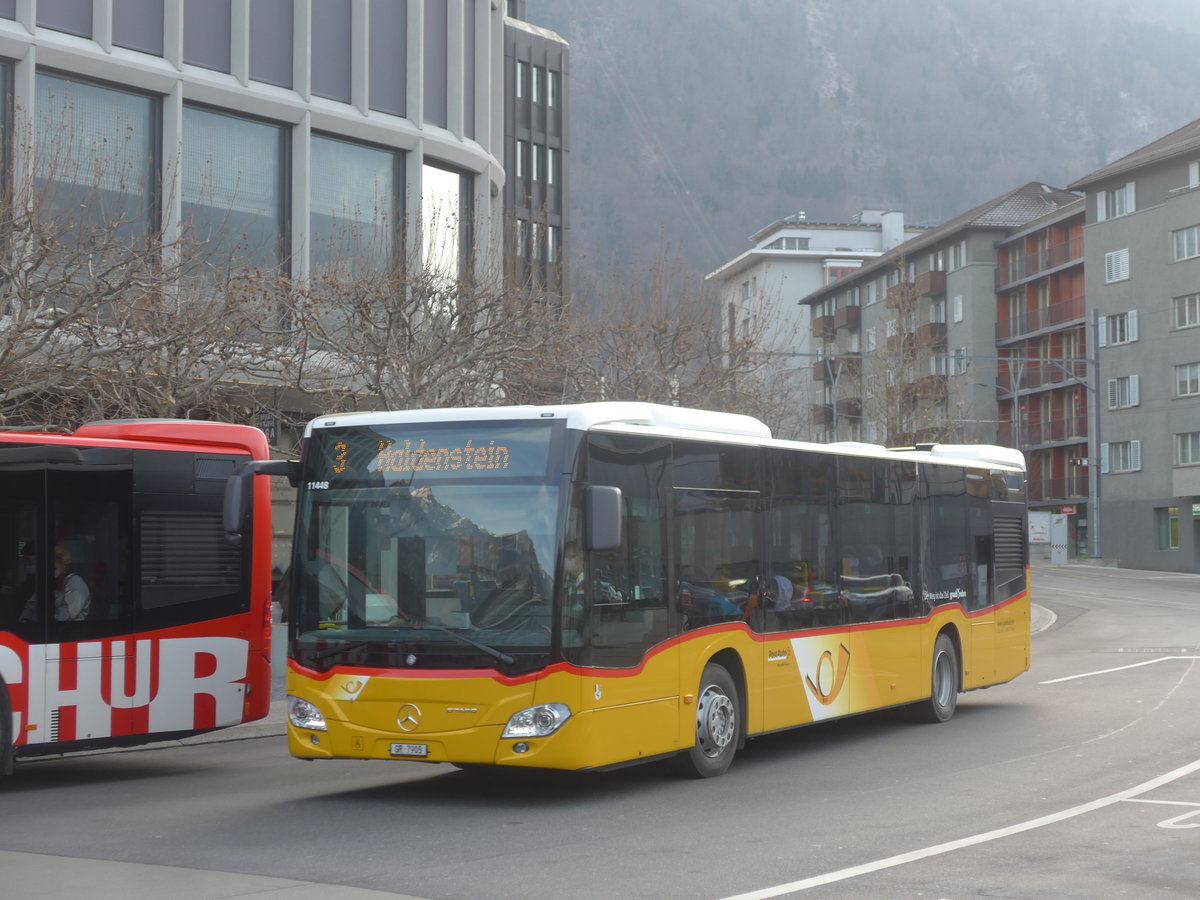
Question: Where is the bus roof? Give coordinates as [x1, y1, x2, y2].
[0, 420, 270, 459]
[308, 402, 774, 440]
[307, 403, 1025, 473]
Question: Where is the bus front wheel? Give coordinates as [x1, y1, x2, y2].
[912, 633, 959, 723]
[675, 663, 739, 778]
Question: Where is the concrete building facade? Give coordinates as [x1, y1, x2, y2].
[798, 184, 1079, 447]
[503, 0, 568, 294]
[707, 210, 928, 439]
[1068, 119, 1200, 571]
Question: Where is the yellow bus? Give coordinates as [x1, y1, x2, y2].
[273, 402, 1029, 777]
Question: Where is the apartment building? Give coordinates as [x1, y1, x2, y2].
[799, 183, 1078, 446]
[1068, 118, 1200, 571]
[993, 201, 1089, 554]
[707, 210, 928, 439]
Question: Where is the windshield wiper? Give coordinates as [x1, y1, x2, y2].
[424, 623, 516, 666]
[311, 639, 371, 662]
[307, 628, 515, 666]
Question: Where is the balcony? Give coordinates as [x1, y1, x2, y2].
[812, 357, 861, 382]
[996, 237, 1084, 290]
[998, 415, 1089, 447]
[915, 322, 947, 347]
[996, 359, 1089, 392]
[914, 374, 948, 399]
[1027, 474, 1089, 503]
[811, 315, 836, 340]
[914, 269, 945, 297]
[885, 282, 914, 308]
[835, 305, 861, 330]
[835, 397, 862, 418]
[996, 295, 1086, 341]
[811, 405, 834, 426]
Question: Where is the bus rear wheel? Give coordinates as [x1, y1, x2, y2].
[912, 633, 959, 723]
[675, 663, 739, 778]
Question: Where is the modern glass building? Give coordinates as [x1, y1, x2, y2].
[0, 0, 511, 283]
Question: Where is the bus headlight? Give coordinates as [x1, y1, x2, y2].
[502, 703, 572, 738]
[288, 696, 328, 732]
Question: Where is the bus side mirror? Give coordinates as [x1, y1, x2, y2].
[223, 459, 300, 546]
[585, 485, 623, 552]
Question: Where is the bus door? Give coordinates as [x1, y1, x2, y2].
[761, 449, 844, 731]
[841, 459, 922, 711]
[575, 434, 679, 766]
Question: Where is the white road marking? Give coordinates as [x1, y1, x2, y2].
[1040, 656, 1200, 684]
[1124, 798, 1200, 829]
[718, 758, 1200, 899]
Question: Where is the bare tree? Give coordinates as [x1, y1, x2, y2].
[856, 262, 960, 446]
[564, 252, 796, 429]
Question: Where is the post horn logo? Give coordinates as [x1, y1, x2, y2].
[805, 644, 851, 706]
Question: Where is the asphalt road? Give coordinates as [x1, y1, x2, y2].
[2, 563, 1199, 900]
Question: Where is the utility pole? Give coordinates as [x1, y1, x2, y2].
[1088, 310, 1102, 559]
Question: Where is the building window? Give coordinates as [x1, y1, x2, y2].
[1176, 362, 1200, 397]
[514, 219, 527, 259]
[421, 162, 472, 283]
[1174, 293, 1200, 329]
[1099, 311, 1137, 346]
[1173, 225, 1200, 262]
[532, 66, 543, 104]
[865, 328, 876, 351]
[547, 147, 557, 185]
[1104, 248, 1130, 283]
[930, 298, 946, 323]
[35, 73, 159, 239]
[952, 347, 968, 375]
[952, 295, 963, 322]
[532, 144, 541, 182]
[547, 224, 559, 265]
[516, 140, 527, 180]
[929, 249, 945, 271]
[1097, 182, 1135, 221]
[182, 105, 286, 271]
[1107, 374, 1140, 409]
[310, 134, 401, 273]
[516, 61, 527, 100]
[1102, 440, 1141, 473]
[1190, 161, 1200, 188]
[548, 71, 559, 108]
[1176, 431, 1200, 465]
[1155, 506, 1180, 551]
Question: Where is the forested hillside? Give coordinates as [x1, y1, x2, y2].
[527, 0, 1200, 289]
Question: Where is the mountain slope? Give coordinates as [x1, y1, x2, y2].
[527, 0, 1200, 286]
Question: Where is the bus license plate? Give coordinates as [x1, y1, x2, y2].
[390, 742, 428, 758]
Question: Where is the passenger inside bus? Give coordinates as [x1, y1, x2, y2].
[20, 544, 90, 622]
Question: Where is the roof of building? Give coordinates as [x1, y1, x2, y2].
[749, 215, 933, 244]
[1068, 116, 1200, 191]
[800, 182, 1079, 304]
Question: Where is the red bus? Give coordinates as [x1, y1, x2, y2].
[0, 419, 277, 776]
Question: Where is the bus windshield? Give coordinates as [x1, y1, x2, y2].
[292, 421, 563, 672]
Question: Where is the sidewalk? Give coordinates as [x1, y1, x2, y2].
[0, 849, 427, 900]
